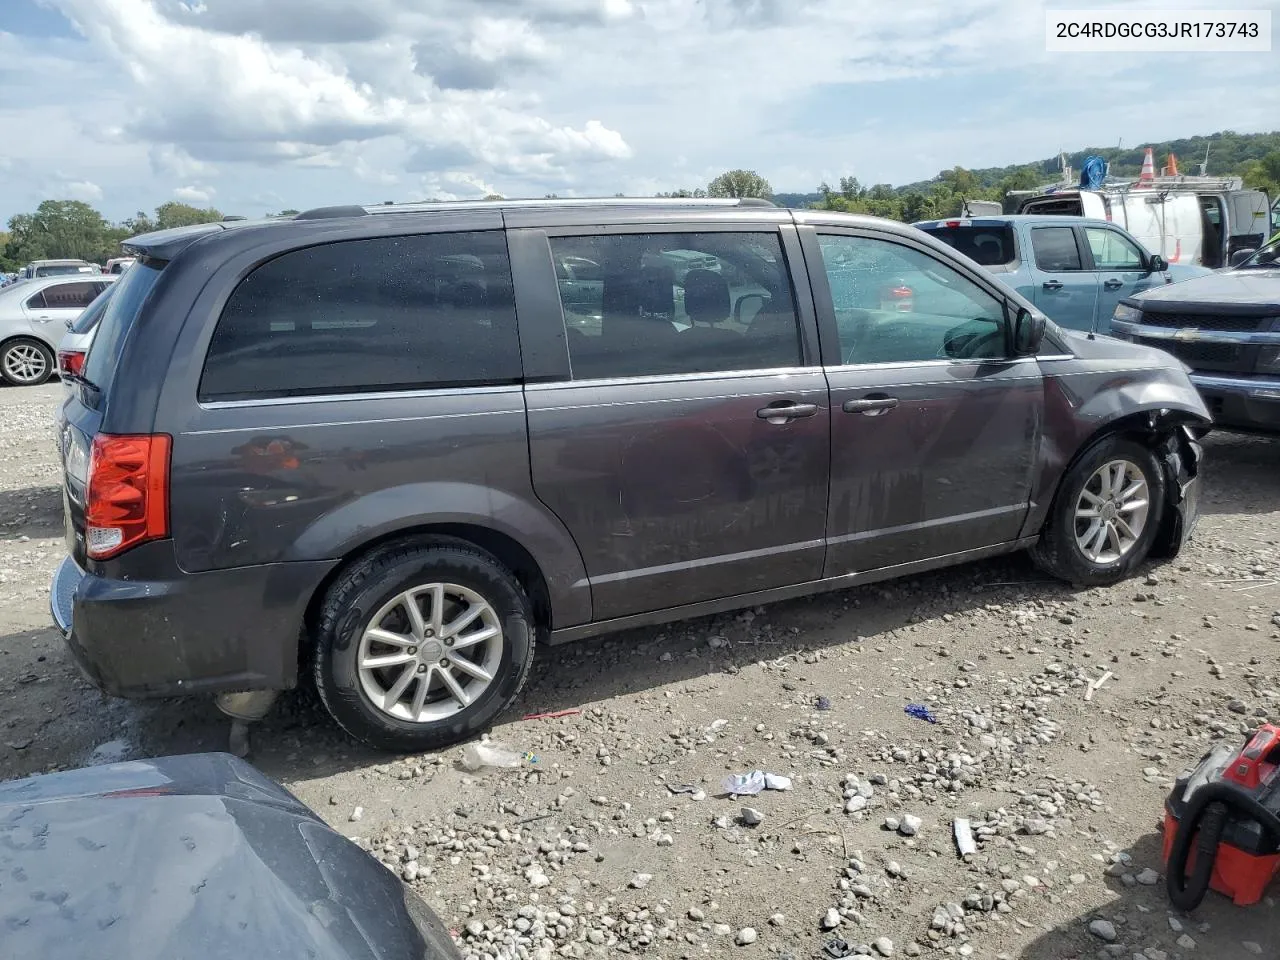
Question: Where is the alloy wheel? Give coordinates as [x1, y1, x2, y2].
[356, 582, 504, 723]
[1074, 459, 1150, 564]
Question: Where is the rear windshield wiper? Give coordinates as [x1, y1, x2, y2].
[62, 371, 101, 397]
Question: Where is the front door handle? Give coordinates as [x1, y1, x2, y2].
[843, 397, 900, 415]
[1103, 278, 1124, 290]
[1042, 280, 1063, 291]
[756, 401, 819, 423]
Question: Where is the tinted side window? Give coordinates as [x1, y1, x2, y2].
[1031, 227, 1084, 271]
[549, 231, 802, 380]
[41, 282, 101, 309]
[24, 290, 47, 310]
[817, 234, 1007, 365]
[71, 285, 117, 334]
[1085, 227, 1145, 270]
[200, 232, 520, 402]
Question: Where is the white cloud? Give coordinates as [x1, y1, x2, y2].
[150, 144, 215, 179]
[50, 0, 632, 174]
[0, 0, 1274, 224]
[173, 185, 214, 203]
[63, 180, 104, 202]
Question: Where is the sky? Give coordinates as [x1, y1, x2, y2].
[0, 0, 1277, 224]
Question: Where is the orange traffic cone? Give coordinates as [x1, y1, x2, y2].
[1162, 153, 1180, 177]
[1137, 147, 1155, 187]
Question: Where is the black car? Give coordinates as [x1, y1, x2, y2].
[1111, 236, 1280, 434]
[0, 753, 461, 960]
[51, 197, 1208, 753]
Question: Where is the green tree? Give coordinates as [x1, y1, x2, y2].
[4, 200, 119, 263]
[656, 188, 708, 198]
[707, 169, 773, 200]
[123, 210, 156, 235]
[153, 201, 223, 230]
[1243, 150, 1280, 197]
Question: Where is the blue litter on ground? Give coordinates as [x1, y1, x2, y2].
[905, 704, 939, 724]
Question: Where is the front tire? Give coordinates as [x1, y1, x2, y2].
[313, 541, 536, 752]
[1, 338, 55, 386]
[1031, 435, 1166, 587]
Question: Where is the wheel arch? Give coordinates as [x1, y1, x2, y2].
[301, 522, 562, 665]
[1026, 405, 1206, 549]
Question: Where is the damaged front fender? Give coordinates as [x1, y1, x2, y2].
[1150, 424, 1204, 559]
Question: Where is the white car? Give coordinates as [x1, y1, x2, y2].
[0, 275, 115, 386]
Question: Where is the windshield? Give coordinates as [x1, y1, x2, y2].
[1240, 236, 1280, 268]
[36, 264, 94, 276]
[70, 284, 118, 335]
[83, 261, 162, 390]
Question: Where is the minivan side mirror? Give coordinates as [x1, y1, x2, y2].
[1229, 248, 1256, 268]
[1147, 254, 1168, 273]
[1013, 306, 1046, 356]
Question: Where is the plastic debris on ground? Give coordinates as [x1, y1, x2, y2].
[460, 741, 536, 771]
[823, 938, 854, 958]
[905, 703, 939, 724]
[520, 708, 581, 721]
[954, 817, 977, 856]
[721, 770, 794, 796]
[815, 695, 832, 711]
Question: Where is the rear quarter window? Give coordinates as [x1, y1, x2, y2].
[199, 232, 521, 402]
[70, 284, 117, 335]
[920, 225, 1017, 267]
[83, 262, 163, 389]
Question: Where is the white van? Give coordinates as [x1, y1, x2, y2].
[1013, 179, 1271, 269]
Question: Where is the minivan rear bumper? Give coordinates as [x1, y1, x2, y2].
[50, 544, 334, 698]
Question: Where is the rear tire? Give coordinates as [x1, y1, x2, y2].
[1, 338, 55, 386]
[1031, 435, 1166, 587]
[313, 541, 536, 752]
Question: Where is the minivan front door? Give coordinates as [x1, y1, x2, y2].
[521, 225, 830, 621]
[804, 228, 1042, 576]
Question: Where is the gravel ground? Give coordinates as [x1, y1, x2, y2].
[2, 381, 1279, 960]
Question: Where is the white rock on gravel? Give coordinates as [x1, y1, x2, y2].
[822, 908, 842, 930]
[899, 814, 922, 836]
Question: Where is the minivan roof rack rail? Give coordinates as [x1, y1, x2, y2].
[292, 196, 775, 220]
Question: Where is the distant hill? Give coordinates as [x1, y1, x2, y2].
[773, 130, 1280, 207]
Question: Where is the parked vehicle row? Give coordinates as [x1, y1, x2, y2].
[51, 197, 1207, 752]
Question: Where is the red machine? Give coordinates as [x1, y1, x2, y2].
[1163, 724, 1280, 909]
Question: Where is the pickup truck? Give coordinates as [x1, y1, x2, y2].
[1110, 234, 1280, 435]
[914, 215, 1211, 333]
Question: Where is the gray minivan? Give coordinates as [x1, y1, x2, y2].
[51, 198, 1209, 751]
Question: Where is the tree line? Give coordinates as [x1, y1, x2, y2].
[0, 201, 298, 272]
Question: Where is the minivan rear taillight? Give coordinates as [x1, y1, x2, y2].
[85, 434, 171, 559]
[58, 349, 86, 378]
